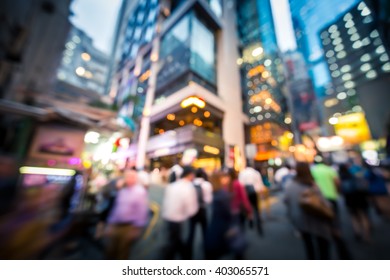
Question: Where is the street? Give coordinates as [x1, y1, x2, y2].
[129, 185, 390, 260]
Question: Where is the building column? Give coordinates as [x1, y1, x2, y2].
[136, 18, 162, 170]
[217, 0, 246, 169]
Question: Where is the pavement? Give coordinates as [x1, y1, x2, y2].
[129, 185, 390, 260]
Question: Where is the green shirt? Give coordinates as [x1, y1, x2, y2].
[311, 164, 339, 200]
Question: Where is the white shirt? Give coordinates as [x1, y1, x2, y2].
[162, 179, 199, 222]
[169, 165, 183, 181]
[238, 167, 264, 192]
[274, 167, 290, 184]
[193, 178, 213, 205]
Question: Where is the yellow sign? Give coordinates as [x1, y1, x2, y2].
[333, 113, 371, 145]
[181, 96, 206, 108]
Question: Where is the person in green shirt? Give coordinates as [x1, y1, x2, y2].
[311, 161, 340, 212]
[311, 159, 352, 259]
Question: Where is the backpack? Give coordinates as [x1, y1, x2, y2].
[194, 183, 205, 209]
[168, 171, 177, 183]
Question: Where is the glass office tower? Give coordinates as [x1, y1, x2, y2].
[236, 0, 289, 163]
[289, 0, 360, 93]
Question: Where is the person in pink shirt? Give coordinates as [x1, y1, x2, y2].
[226, 168, 252, 220]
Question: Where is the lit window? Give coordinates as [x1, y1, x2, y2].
[335, 44, 344, 52]
[343, 13, 353, 21]
[366, 70, 377, 79]
[361, 37, 371, 46]
[328, 25, 337, 33]
[361, 7, 371, 17]
[344, 81, 355, 89]
[337, 92, 347, 100]
[323, 38, 331, 45]
[72, 36, 81, 43]
[254, 106, 262, 113]
[57, 72, 66, 80]
[337, 51, 346, 59]
[328, 57, 337, 64]
[345, 20, 355, 28]
[265, 113, 271, 119]
[330, 64, 338, 71]
[370, 30, 379, 39]
[358, 2, 367, 11]
[332, 38, 342, 45]
[380, 53, 389, 62]
[249, 109, 254, 114]
[360, 54, 371, 62]
[264, 59, 272, 67]
[330, 31, 340, 39]
[360, 63, 372, 72]
[353, 105, 362, 112]
[250, 117, 256, 122]
[347, 89, 356, 96]
[376, 46, 386, 54]
[382, 62, 390, 72]
[321, 31, 329, 39]
[350, 33, 360, 41]
[363, 16, 373, 24]
[352, 41, 362, 49]
[332, 70, 341, 78]
[347, 27, 358, 35]
[342, 73, 352, 81]
[257, 115, 263, 121]
[326, 50, 335, 58]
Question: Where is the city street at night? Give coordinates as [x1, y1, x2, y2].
[1, 0, 390, 262]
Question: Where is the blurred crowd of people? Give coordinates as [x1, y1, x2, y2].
[1, 151, 390, 260]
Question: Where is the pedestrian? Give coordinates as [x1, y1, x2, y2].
[275, 163, 296, 190]
[339, 164, 371, 242]
[311, 159, 340, 212]
[366, 165, 390, 220]
[284, 162, 332, 260]
[161, 166, 198, 259]
[186, 168, 212, 259]
[105, 169, 149, 260]
[205, 171, 233, 259]
[168, 163, 183, 183]
[226, 168, 252, 259]
[311, 158, 352, 259]
[239, 162, 264, 235]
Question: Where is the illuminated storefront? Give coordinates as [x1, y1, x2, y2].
[332, 112, 372, 144]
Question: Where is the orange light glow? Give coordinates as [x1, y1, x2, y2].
[139, 70, 151, 82]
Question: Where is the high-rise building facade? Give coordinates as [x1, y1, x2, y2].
[289, 0, 360, 93]
[56, 25, 110, 96]
[283, 51, 320, 135]
[320, 1, 390, 139]
[111, 0, 246, 171]
[236, 0, 289, 162]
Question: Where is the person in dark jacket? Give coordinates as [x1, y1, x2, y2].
[205, 171, 232, 259]
[339, 164, 371, 242]
[284, 162, 332, 260]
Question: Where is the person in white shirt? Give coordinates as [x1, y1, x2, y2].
[168, 164, 183, 183]
[274, 163, 295, 190]
[187, 168, 213, 259]
[162, 166, 198, 259]
[238, 163, 264, 236]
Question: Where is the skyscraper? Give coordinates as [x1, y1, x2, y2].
[56, 25, 110, 96]
[236, 0, 289, 162]
[289, 0, 360, 93]
[320, 1, 390, 139]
